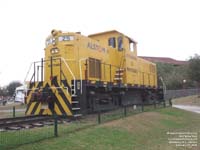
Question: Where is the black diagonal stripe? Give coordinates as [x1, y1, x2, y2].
[37, 81, 43, 88]
[39, 109, 45, 115]
[27, 81, 43, 97]
[50, 107, 55, 115]
[46, 83, 66, 115]
[27, 89, 32, 97]
[61, 80, 71, 94]
[25, 103, 32, 114]
[30, 102, 40, 115]
[27, 82, 44, 115]
[51, 80, 72, 112]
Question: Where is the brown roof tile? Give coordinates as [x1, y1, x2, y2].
[139, 56, 188, 65]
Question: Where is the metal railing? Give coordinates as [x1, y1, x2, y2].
[24, 57, 76, 95]
[164, 88, 199, 100]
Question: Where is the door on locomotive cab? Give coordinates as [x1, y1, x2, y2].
[64, 45, 78, 77]
[117, 36, 125, 67]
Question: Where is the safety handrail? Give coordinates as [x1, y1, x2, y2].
[79, 58, 88, 94]
[24, 62, 33, 84]
[60, 57, 76, 95]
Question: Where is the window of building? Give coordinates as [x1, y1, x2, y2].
[118, 36, 123, 51]
[108, 37, 116, 48]
[89, 58, 101, 79]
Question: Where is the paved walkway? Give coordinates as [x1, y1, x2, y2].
[173, 105, 200, 114]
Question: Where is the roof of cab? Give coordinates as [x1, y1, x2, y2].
[88, 30, 137, 43]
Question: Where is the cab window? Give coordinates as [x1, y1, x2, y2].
[118, 36, 123, 51]
[130, 42, 134, 52]
[58, 35, 74, 41]
[108, 37, 116, 48]
[46, 38, 55, 46]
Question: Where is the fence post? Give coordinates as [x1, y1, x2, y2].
[169, 98, 172, 106]
[98, 110, 101, 124]
[163, 100, 166, 108]
[124, 105, 127, 117]
[153, 101, 156, 109]
[141, 103, 144, 112]
[54, 115, 58, 137]
[13, 106, 15, 118]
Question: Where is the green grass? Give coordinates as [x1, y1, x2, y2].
[0, 120, 95, 150]
[1, 107, 199, 150]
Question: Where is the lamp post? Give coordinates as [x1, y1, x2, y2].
[183, 79, 187, 89]
[182, 79, 187, 96]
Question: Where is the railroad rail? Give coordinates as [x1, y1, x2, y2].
[0, 115, 56, 131]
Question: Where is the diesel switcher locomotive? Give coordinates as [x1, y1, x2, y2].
[25, 30, 163, 117]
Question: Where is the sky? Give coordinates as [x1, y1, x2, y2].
[0, 0, 200, 86]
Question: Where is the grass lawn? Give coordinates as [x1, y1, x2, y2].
[5, 107, 199, 150]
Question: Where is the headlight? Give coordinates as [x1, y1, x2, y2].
[51, 48, 59, 54]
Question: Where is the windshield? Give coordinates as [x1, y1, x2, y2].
[46, 38, 55, 46]
[58, 35, 74, 41]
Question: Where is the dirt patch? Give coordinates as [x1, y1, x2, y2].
[172, 95, 200, 106]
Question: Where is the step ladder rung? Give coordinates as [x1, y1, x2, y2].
[116, 68, 124, 71]
[115, 73, 123, 76]
[72, 107, 80, 110]
[72, 101, 79, 104]
[114, 77, 123, 80]
[73, 114, 82, 117]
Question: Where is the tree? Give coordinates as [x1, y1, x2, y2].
[188, 54, 200, 87]
[0, 87, 8, 96]
[6, 81, 22, 96]
[156, 62, 190, 90]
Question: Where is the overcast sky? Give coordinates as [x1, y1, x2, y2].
[0, 0, 200, 86]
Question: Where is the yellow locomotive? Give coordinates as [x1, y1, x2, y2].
[25, 30, 163, 117]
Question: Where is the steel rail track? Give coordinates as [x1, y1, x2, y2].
[0, 115, 53, 128]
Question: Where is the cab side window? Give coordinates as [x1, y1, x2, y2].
[108, 37, 116, 48]
[130, 42, 134, 52]
[118, 36, 123, 51]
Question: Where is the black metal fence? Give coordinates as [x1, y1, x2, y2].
[164, 88, 199, 100]
[0, 100, 171, 150]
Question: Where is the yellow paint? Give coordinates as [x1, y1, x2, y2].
[44, 29, 158, 87]
[42, 109, 48, 115]
[46, 109, 53, 115]
[26, 102, 36, 115]
[35, 103, 41, 115]
[52, 85, 72, 116]
[61, 87, 72, 104]
[54, 104, 62, 115]
[26, 83, 39, 104]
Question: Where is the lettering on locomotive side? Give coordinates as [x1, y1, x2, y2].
[87, 42, 107, 53]
[127, 67, 138, 73]
[126, 54, 137, 60]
